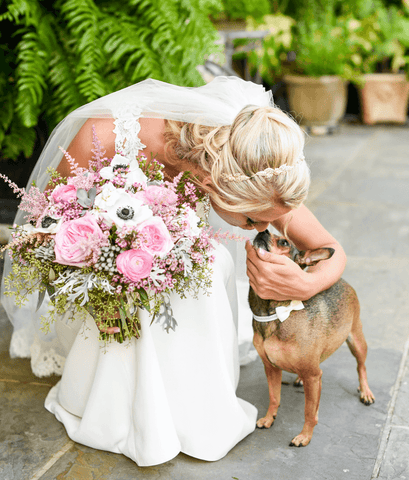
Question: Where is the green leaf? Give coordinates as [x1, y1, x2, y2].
[137, 287, 151, 312]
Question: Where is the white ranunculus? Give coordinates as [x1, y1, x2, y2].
[95, 188, 152, 228]
[100, 154, 147, 187]
[94, 183, 123, 210]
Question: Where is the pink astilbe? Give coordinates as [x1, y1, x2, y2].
[89, 126, 109, 173]
[59, 147, 87, 177]
[0, 173, 25, 198]
[19, 186, 48, 223]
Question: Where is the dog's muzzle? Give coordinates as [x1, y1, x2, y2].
[253, 230, 271, 251]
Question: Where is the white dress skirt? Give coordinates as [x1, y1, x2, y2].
[2, 109, 259, 466]
[44, 242, 257, 466]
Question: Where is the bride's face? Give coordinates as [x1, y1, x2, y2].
[211, 202, 292, 231]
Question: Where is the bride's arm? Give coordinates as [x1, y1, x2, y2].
[246, 205, 347, 301]
[56, 118, 117, 177]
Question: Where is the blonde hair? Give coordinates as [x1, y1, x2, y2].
[164, 105, 310, 213]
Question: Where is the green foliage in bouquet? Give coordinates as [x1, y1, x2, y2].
[0, 0, 222, 161]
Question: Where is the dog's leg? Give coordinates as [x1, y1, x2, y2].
[253, 333, 282, 428]
[346, 314, 375, 405]
[290, 369, 322, 447]
[257, 360, 282, 429]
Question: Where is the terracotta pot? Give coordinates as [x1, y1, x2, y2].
[284, 75, 348, 127]
[358, 73, 409, 125]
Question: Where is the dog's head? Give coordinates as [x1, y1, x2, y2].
[253, 230, 335, 269]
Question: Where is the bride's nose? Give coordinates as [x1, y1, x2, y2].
[254, 222, 269, 232]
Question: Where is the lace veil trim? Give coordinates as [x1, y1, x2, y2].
[113, 105, 146, 157]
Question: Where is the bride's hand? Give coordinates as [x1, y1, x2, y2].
[95, 309, 121, 335]
[96, 321, 120, 335]
[245, 241, 313, 301]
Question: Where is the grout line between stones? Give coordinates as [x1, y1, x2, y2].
[371, 334, 409, 478]
[0, 378, 53, 387]
[30, 440, 75, 480]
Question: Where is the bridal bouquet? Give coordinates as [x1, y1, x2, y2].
[1, 130, 218, 343]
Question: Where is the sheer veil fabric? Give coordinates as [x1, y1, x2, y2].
[0, 77, 273, 465]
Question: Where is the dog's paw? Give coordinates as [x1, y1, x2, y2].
[358, 387, 375, 406]
[256, 415, 276, 429]
[293, 377, 304, 387]
[289, 433, 311, 447]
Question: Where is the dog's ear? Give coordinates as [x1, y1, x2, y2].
[294, 248, 335, 269]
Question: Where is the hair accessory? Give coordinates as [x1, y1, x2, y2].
[221, 154, 305, 183]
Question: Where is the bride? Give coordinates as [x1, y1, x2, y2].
[0, 76, 346, 466]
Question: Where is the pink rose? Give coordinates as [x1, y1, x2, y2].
[134, 186, 178, 207]
[116, 249, 153, 281]
[54, 213, 104, 267]
[51, 184, 78, 203]
[137, 217, 174, 257]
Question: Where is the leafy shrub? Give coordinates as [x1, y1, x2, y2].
[346, 1, 409, 74]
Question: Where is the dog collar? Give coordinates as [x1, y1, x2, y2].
[252, 300, 305, 323]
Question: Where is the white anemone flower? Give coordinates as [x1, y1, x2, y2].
[23, 217, 63, 234]
[100, 154, 147, 187]
[95, 188, 153, 228]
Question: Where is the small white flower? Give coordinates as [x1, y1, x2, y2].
[183, 207, 201, 237]
[94, 183, 122, 209]
[100, 154, 147, 187]
[95, 187, 152, 228]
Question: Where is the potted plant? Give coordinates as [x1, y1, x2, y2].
[282, 2, 361, 133]
[348, 3, 409, 124]
[242, 13, 295, 84]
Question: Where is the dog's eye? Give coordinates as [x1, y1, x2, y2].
[277, 239, 290, 248]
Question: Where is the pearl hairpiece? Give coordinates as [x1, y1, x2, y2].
[221, 154, 305, 183]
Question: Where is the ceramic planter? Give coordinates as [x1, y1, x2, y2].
[358, 73, 409, 125]
[284, 75, 348, 130]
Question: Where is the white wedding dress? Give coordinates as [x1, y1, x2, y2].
[42, 114, 258, 466]
[1, 77, 272, 467]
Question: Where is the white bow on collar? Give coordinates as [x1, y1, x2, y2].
[252, 300, 305, 323]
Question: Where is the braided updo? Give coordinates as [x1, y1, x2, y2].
[164, 104, 310, 213]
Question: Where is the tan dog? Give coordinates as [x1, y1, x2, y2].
[249, 230, 375, 447]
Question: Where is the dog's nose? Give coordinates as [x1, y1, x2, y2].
[253, 229, 271, 251]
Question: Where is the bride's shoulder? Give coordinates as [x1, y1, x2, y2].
[138, 118, 167, 155]
[58, 118, 116, 175]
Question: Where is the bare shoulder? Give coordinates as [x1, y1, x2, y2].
[70, 118, 116, 156]
[58, 118, 116, 177]
[139, 117, 166, 157]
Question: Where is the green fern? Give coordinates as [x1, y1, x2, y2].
[0, 0, 222, 162]
[61, 0, 108, 101]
